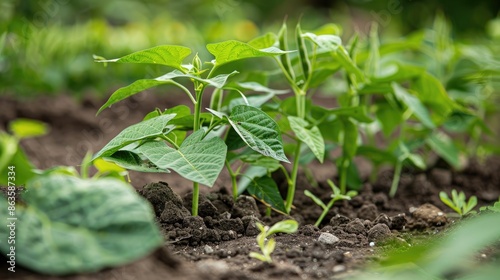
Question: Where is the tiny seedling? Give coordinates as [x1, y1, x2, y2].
[480, 197, 500, 213]
[305, 179, 357, 227]
[249, 219, 298, 263]
[439, 190, 477, 216]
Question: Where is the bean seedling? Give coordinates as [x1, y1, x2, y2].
[305, 179, 357, 227]
[249, 219, 298, 263]
[439, 190, 477, 216]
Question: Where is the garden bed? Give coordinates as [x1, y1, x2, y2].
[1, 95, 499, 280]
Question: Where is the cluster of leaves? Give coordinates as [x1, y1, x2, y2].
[92, 16, 499, 220]
[439, 190, 477, 216]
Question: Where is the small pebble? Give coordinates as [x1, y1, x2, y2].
[204, 245, 214, 254]
[369, 242, 375, 247]
[318, 232, 340, 245]
[333, 265, 346, 273]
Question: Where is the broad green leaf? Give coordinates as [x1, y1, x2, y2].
[302, 32, 342, 51]
[375, 103, 403, 136]
[406, 153, 426, 170]
[9, 119, 48, 139]
[207, 40, 291, 67]
[238, 152, 281, 171]
[267, 220, 299, 236]
[98, 70, 237, 114]
[426, 132, 460, 169]
[228, 105, 289, 163]
[135, 130, 226, 187]
[248, 32, 277, 49]
[288, 116, 325, 163]
[93, 158, 126, 174]
[95, 45, 191, 69]
[392, 82, 435, 128]
[237, 165, 268, 195]
[325, 106, 373, 123]
[304, 190, 327, 209]
[412, 72, 454, 122]
[237, 81, 289, 95]
[0, 133, 35, 186]
[341, 118, 359, 159]
[371, 63, 424, 83]
[247, 176, 286, 213]
[102, 151, 169, 173]
[93, 114, 176, 160]
[0, 175, 162, 275]
[356, 146, 398, 165]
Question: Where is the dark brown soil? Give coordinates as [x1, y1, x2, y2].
[1, 95, 499, 279]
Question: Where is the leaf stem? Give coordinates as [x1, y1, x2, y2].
[285, 141, 302, 213]
[171, 80, 196, 104]
[225, 160, 239, 201]
[191, 84, 205, 216]
[389, 160, 403, 198]
[339, 158, 348, 194]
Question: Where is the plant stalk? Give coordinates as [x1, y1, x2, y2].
[191, 85, 204, 216]
[339, 158, 348, 194]
[315, 200, 334, 227]
[389, 160, 403, 198]
[285, 141, 302, 213]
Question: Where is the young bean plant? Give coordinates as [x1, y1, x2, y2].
[249, 219, 298, 263]
[440, 190, 477, 217]
[305, 179, 357, 227]
[93, 41, 292, 216]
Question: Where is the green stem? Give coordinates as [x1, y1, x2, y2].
[389, 160, 403, 198]
[191, 85, 205, 216]
[315, 200, 334, 227]
[225, 160, 239, 201]
[339, 158, 348, 195]
[192, 182, 200, 216]
[285, 141, 302, 213]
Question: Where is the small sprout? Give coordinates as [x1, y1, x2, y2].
[480, 197, 500, 213]
[439, 190, 477, 217]
[249, 220, 298, 263]
[305, 179, 357, 227]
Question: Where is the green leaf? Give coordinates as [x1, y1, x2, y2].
[95, 45, 191, 69]
[302, 32, 342, 51]
[228, 105, 289, 163]
[207, 40, 291, 67]
[93, 114, 176, 160]
[0, 175, 162, 275]
[305, 190, 327, 210]
[247, 176, 286, 213]
[97, 70, 238, 114]
[392, 82, 435, 128]
[9, 119, 48, 139]
[375, 103, 403, 136]
[0, 132, 35, 186]
[267, 220, 299, 236]
[102, 151, 169, 173]
[237, 165, 268, 195]
[426, 132, 460, 169]
[288, 116, 325, 163]
[135, 130, 227, 187]
[325, 106, 373, 123]
[248, 32, 277, 49]
[412, 72, 454, 122]
[356, 146, 398, 165]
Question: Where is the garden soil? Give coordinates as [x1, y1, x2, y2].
[1, 94, 499, 280]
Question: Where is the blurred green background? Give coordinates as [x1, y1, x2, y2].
[1, 0, 499, 97]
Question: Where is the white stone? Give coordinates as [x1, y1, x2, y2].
[318, 232, 339, 245]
